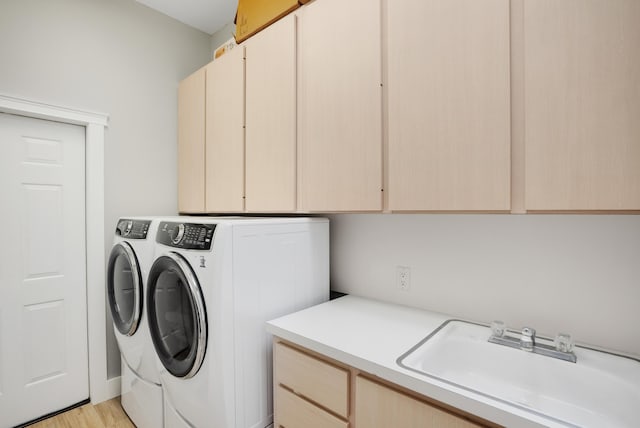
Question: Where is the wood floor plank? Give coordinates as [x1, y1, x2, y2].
[95, 398, 135, 427]
[27, 398, 134, 428]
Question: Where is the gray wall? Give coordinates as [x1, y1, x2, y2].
[210, 22, 236, 56]
[329, 214, 640, 357]
[0, 0, 212, 378]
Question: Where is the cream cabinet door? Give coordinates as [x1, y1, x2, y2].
[524, 0, 640, 210]
[387, 0, 511, 211]
[355, 376, 484, 428]
[205, 46, 245, 212]
[245, 15, 296, 212]
[178, 67, 206, 213]
[297, 0, 382, 212]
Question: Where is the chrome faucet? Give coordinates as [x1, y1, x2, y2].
[488, 321, 577, 363]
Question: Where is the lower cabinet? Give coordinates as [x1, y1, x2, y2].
[276, 386, 348, 428]
[355, 376, 484, 428]
[274, 341, 350, 427]
[273, 339, 499, 428]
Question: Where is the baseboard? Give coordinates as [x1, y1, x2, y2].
[91, 376, 121, 405]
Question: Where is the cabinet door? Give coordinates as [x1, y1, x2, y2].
[178, 67, 206, 213]
[524, 0, 640, 210]
[387, 0, 511, 211]
[355, 376, 484, 428]
[297, 0, 382, 212]
[205, 46, 245, 212]
[245, 15, 297, 212]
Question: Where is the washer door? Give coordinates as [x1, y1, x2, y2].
[147, 252, 207, 379]
[107, 242, 143, 336]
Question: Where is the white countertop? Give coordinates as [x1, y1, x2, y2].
[266, 295, 574, 428]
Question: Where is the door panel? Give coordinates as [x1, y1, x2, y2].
[23, 301, 66, 385]
[23, 184, 64, 276]
[524, 0, 640, 210]
[297, 0, 383, 211]
[387, 0, 511, 211]
[205, 47, 245, 212]
[178, 67, 206, 213]
[0, 113, 88, 427]
[245, 14, 297, 212]
[356, 375, 484, 428]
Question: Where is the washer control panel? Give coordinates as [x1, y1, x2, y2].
[116, 219, 151, 239]
[156, 222, 215, 250]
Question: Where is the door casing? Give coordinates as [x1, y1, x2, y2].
[0, 94, 114, 404]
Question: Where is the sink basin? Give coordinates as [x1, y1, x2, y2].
[397, 320, 640, 428]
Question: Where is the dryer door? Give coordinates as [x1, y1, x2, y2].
[147, 252, 207, 379]
[107, 242, 143, 336]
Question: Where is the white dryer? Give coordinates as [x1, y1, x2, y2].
[106, 218, 163, 428]
[146, 217, 329, 428]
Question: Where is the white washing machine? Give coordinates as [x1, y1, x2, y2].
[146, 217, 329, 428]
[106, 218, 163, 428]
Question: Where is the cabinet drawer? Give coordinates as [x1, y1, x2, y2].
[274, 342, 349, 417]
[276, 386, 349, 428]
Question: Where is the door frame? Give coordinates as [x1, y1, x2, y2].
[0, 94, 114, 404]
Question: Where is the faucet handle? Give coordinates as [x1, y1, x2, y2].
[520, 327, 536, 350]
[522, 327, 536, 339]
[490, 320, 507, 337]
[555, 333, 574, 353]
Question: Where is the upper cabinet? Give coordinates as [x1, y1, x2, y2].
[205, 46, 245, 212]
[387, 0, 511, 211]
[296, 0, 383, 212]
[178, 0, 640, 214]
[177, 67, 206, 213]
[524, 0, 640, 211]
[245, 14, 297, 212]
[179, 16, 297, 214]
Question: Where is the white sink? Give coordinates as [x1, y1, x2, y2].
[397, 320, 640, 428]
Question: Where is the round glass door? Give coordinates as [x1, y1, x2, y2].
[147, 252, 207, 378]
[107, 242, 142, 336]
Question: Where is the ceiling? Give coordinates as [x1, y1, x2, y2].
[136, 0, 238, 35]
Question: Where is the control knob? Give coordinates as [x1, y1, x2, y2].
[123, 220, 133, 236]
[171, 224, 185, 245]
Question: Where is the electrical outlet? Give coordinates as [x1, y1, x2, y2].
[396, 266, 411, 291]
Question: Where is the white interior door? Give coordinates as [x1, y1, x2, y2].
[0, 113, 88, 427]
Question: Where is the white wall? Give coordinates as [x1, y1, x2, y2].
[329, 214, 640, 357]
[0, 0, 212, 378]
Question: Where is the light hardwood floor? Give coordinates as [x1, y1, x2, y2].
[27, 398, 135, 428]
